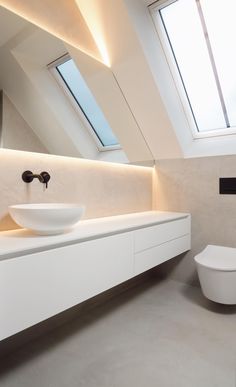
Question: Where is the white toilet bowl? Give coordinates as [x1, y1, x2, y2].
[194, 245, 236, 304]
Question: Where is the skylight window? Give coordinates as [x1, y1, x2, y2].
[54, 56, 119, 148]
[151, 0, 236, 135]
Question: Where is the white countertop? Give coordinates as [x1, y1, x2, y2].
[0, 211, 190, 260]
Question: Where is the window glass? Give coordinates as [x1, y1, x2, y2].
[153, 0, 236, 133]
[200, 0, 236, 126]
[56, 58, 119, 147]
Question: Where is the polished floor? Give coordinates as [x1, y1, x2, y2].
[1, 278, 236, 387]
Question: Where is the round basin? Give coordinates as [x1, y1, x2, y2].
[9, 203, 85, 235]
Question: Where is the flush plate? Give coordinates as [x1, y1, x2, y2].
[219, 178, 236, 194]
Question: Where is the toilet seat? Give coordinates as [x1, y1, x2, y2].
[194, 245, 236, 271]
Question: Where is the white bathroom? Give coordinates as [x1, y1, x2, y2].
[0, 0, 236, 386]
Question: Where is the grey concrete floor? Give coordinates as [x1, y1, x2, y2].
[1, 278, 236, 387]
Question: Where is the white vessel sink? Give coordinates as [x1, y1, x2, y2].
[9, 203, 85, 235]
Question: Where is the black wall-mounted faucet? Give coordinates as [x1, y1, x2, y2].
[22, 170, 51, 188]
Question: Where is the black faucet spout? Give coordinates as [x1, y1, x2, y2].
[22, 170, 51, 188]
[32, 174, 44, 183]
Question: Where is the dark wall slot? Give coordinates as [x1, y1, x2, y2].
[219, 178, 236, 194]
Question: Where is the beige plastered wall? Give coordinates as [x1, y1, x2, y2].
[1, 93, 48, 154]
[0, 149, 153, 231]
[154, 155, 236, 286]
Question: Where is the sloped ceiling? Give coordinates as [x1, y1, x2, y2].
[76, 0, 183, 159]
[0, 7, 152, 163]
[0, 6, 27, 47]
[0, 0, 186, 160]
[0, 22, 101, 159]
[0, 0, 102, 62]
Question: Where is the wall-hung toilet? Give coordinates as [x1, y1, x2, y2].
[194, 245, 236, 304]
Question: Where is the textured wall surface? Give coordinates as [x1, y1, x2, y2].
[0, 149, 153, 231]
[154, 155, 236, 286]
[2, 93, 48, 153]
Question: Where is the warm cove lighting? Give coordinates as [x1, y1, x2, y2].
[0, 149, 154, 172]
[75, 0, 111, 67]
[93, 37, 110, 68]
[0, 3, 104, 65]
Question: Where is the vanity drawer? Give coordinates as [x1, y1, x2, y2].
[0, 232, 133, 341]
[134, 234, 190, 275]
[134, 217, 190, 253]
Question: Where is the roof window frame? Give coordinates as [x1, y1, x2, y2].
[149, 0, 236, 140]
[48, 53, 121, 152]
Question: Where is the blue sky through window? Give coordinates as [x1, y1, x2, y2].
[56, 58, 119, 147]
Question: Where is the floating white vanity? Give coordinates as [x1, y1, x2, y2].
[0, 211, 191, 341]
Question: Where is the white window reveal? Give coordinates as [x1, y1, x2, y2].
[151, 0, 236, 138]
[49, 55, 120, 149]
